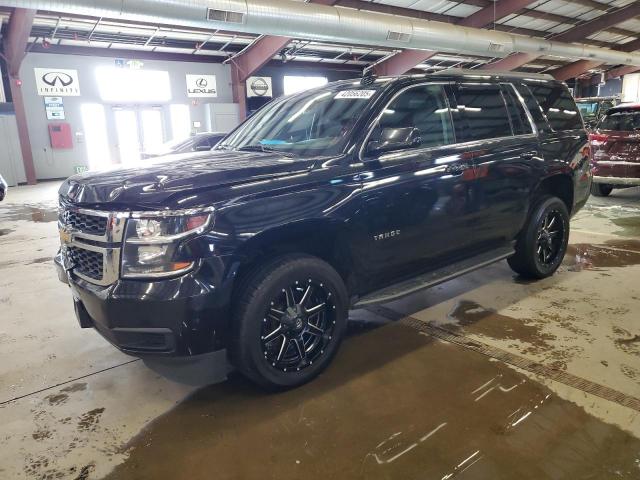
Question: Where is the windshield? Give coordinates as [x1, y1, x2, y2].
[217, 85, 382, 158]
[577, 101, 599, 118]
[599, 109, 640, 131]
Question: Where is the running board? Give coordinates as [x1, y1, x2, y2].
[353, 245, 515, 307]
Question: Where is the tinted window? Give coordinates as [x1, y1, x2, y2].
[527, 83, 582, 131]
[454, 84, 512, 141]
[376, 84, 454, 148]
[503, 85, 533, 135]
[514, 84, 548, 132]
[218, 85, 383, 158]
[577, 101, 599, 118]
[599, 109, 640, 131]
[194, 137, 212, 150]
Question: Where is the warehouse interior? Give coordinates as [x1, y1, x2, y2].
[2, 1, 640, 479]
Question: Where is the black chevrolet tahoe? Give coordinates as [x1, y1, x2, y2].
[55, 71, 591, 388]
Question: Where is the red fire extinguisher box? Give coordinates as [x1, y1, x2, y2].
[48, 123, 73, 149]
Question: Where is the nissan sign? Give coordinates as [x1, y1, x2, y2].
[34, 68, 81, 96]
[246, 76, 273, 98]
[186, 74, 217, 98]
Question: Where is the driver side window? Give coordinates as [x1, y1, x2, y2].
[376, 84, 455, 148]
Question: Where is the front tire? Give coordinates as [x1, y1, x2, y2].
[231, 254, 348, 389]
[508, 195, 570, 279]
[590, 183, 613, 197]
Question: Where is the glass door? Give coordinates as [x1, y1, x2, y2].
[140, 108, 164, 153]
[114, 109, 141, 165]
[113, 107, 166, 164]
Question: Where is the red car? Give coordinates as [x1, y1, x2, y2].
[589, 104, 640, 196]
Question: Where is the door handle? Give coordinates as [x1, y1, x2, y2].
[521, 152, 535, 160]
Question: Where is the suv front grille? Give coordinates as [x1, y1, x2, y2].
[58, 205, 126, 287]
[67, 246, 104, 281]
[61, 210, 108, 236]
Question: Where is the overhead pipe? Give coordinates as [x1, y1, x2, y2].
[3, 0, 640, 66]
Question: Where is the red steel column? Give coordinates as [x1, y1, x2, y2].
[4, 8, 36, 184]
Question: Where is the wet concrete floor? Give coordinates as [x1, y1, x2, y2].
[105, 324, 640, 480]
[2, 182, 640, 479]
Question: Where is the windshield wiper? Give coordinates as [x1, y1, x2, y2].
[236, 145, 296, 158]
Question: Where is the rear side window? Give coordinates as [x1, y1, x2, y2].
[502, 84, 533, 135]
[453, 84, 512, 141]
[513, 83, 548, 132]
[526, 83, 582, 131]
[599, 109, 640, 131]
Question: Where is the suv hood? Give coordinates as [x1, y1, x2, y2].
[59, 150, 314, 209]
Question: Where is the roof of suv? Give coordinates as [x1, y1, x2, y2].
[328, 69, 560, 91]
[607, 103, 640, 113]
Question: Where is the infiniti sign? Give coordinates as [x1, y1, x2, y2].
[34, 68, 81, 96]
[42, 72, 74, 87]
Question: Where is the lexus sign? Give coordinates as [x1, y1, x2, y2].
[186, 74, 217, 98]
[34, 68, 81, 96]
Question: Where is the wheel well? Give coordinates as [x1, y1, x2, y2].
[233, 221, 356, 295]
[536, 175, 573, 214]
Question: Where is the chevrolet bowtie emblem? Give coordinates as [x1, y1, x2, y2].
[59, 227, 73, 244]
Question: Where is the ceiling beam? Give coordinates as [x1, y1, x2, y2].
[606, 64, 640, 79]
[374, 0, 538, 76]
[549, 14, 640, 81]
[229, 0, 337, 120]
[552, 3, 640, 44]
[482, 3, 640, 72]
[457, 0, 538, 29]
[549, 60, 602, 81]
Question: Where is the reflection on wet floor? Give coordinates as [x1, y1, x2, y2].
[104, 324, 640, 480]
[612, 216, 640, 237]
[0, 204, 58, 223]
[565, 242, 640, 271]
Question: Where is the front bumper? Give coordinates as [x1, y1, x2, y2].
[55, 252, 236, 358]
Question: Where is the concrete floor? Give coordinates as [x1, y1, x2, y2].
[1, 182, 640, 479]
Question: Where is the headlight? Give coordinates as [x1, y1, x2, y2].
[121, 208, 213, 279]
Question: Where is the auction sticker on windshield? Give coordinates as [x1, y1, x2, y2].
[335, 90, 376, 99]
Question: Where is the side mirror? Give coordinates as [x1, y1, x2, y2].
[366, 127, 421, 156]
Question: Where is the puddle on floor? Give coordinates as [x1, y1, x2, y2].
[565, 243, 640, 271]
[104, 324, 640, 480]
[446, 300, 554, 355]
[0, 205, 58, 223]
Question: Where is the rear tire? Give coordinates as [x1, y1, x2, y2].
[590, 183, 613, 197]
[230, 254, 348, 389]
[508, 195, 570, 279]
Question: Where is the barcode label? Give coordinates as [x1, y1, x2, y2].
[335, 90, 376, 99]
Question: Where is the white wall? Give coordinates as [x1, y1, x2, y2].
[19, 52, 234, 180]
[0, 114, 26, 186]
[621, 73, 640, 103]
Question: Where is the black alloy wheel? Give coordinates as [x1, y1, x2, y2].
[231, 254, 348, 389]
[535, 209, 564, 268]
[508, 195, 569, 279]
[261, 279, 336, 372]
